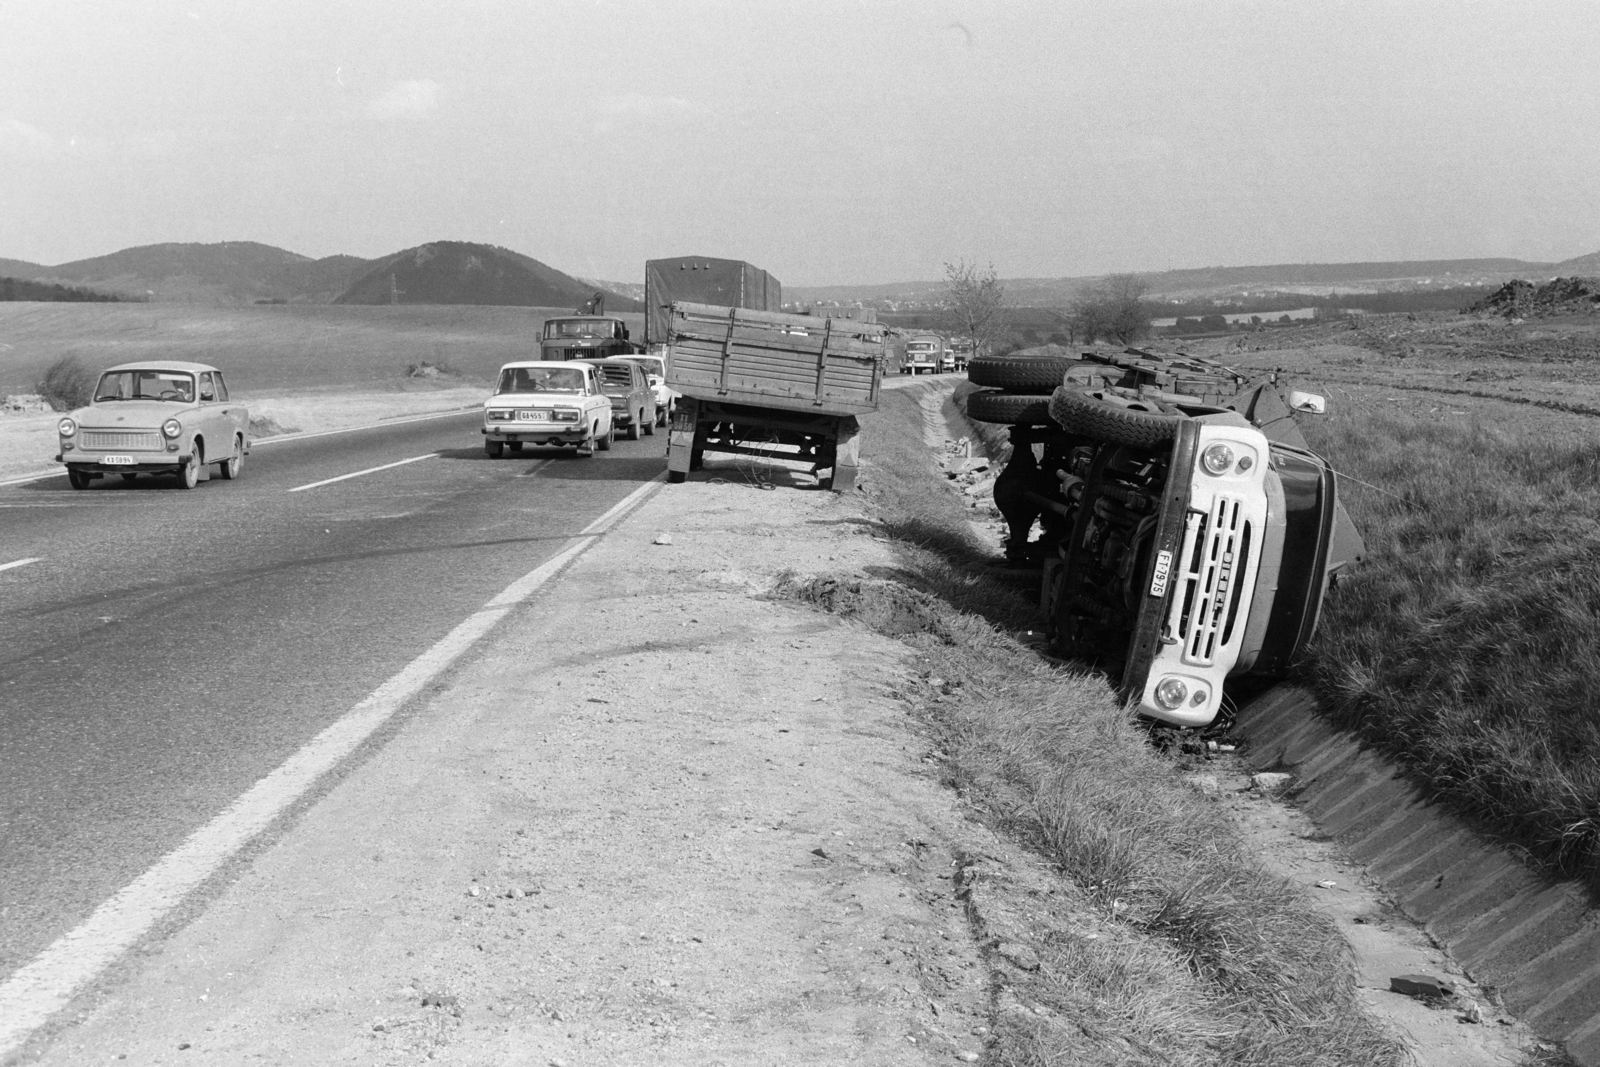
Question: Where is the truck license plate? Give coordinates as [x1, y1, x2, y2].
[101, 455, 135, 465]
[1149, 550, 1173, 598]
[518, 410, 548, 421]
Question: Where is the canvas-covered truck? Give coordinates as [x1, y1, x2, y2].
[644, 256, 782, 353]
[966, 347, 1365, 729]
[664, 301, 886, 490]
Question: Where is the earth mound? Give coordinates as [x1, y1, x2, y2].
[1469, 276, 1600, 318]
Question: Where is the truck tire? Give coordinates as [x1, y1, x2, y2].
[1049, 387, 1183, 448]
[964, 390, 1054, 426]
[968, 353, 1084, 393]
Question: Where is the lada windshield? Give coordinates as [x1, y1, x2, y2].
[497, 366, 585, 394]
[94, 370, 195, 402]
[544, 319, 615, 339]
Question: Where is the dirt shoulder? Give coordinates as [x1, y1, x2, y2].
[20, 460, 995, 1065]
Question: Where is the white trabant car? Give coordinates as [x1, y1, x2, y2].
[482, 360, 615, 457]
[55, 361, 250, 490]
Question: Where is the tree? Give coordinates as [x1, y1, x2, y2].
[942, 260, 1006, 359]
[1069, 273, 1152, 344]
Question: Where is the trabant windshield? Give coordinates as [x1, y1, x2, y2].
[543, 319, 616, 339]
[94, 370, 195, 402]
[496, 366, 585, 394]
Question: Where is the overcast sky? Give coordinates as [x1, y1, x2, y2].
[2, 0, 1597, 286]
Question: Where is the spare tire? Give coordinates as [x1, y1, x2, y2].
[964, 390, 1054, 426]
[968, 352, 1085, 393]
[1049, 387, 1184, 448]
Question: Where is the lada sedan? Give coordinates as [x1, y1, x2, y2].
[482, 361, 615, 457]
[575, 357, 656, 441]
[55, 361, 250, 490]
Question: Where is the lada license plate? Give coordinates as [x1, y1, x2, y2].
[101, 455, 135, 465]
[518, 410, 549, 422]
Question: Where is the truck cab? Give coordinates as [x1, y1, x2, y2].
[903, 334, 944, 374]
[538, 316, 640, 362]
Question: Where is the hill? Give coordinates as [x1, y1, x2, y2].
[21, 241, 341, 303]
[334, 241, 642, 310]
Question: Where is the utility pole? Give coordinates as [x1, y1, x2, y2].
[389, 274, 404, 305]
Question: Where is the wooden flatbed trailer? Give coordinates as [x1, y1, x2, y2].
[664, 302, 886, 490]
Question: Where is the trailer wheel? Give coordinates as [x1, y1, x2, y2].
[968, 352, 1085, 393]
[964, 390, 1054, 426]
[1049, 386, 1183, 448]
[667, 470, 686, 484]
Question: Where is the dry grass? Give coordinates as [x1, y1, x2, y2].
[1296, 395, 1600, 891]
[772, 385, 1406, 1066]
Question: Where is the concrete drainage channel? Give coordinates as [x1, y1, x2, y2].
[1236, 687, 1600, 1064]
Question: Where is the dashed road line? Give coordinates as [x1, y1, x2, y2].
[286, 452, 439, 493]
[0, 471, 666, 1058]
[0, 557, 42, 574]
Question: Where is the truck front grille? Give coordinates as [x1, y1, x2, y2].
[80, 430, 163, 451]
[1174, 495, 1247, 666]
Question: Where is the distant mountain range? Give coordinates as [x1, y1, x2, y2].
[3, 241, 1597, 310]
[790, 253, 1600, 308]
[0, 240, 642, 310]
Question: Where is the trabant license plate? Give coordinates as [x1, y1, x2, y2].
[1149, 550, 1174, 598]
[518, 410, 549, 422]
[101, 455, 135, 466]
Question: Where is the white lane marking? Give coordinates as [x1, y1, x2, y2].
[0, 409, 478, 489]
[252, 407, 477, 447]
[286, 452, 439, 493]
[0, 557, 42, 573]
[0, 474, 667, 1057]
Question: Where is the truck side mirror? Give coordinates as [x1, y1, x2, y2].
[1288, 391, 1326, 414]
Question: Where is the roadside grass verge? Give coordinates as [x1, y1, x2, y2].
[775, 384, 1406, 1066]
[1297, 398, 1600, 893]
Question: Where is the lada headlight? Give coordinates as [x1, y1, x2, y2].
[1200, 443, 1235, 476]
[162, 418, 183, 439]
[58, 417, 77, 437]
[553, 409, 581, 423]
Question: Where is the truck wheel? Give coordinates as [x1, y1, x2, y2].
[667, 470, 686, 484]
[1049, 387, 1182, 448]
[965, 390, 1054, 426]
[968, 352, 1086, 393]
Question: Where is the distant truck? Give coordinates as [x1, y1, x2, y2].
[538, 316, 640, 362]
[663, 300, 886, 491]
[643, 257, 782, 352]
[902, 333, 945, 374]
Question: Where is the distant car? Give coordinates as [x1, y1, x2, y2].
[576, 358, 656, 440]
[482, 361, 615, 457]
[620, 354, 677, 425]
[55, 361, 249, 490]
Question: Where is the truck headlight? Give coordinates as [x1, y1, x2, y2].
[162, 418, 183, 439]
[58, 417, 77, 437]
[1154, 677, 1188, 710]
[1200, 444, 1235, 476]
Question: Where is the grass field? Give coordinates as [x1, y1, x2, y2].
[1197, 314, 1600, 893]
[0, 302, 648, 397]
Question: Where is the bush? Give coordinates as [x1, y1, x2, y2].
[35, 356, 95, 411]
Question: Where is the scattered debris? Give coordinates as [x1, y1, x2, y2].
[1250, 771, 1293, 795]
[1390, 973, 1454, 999]
[652, 532, 674, 545]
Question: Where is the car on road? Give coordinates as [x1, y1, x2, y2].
[55, 361, 249, 490]
[621, 353, 677, 425]
[482, 360, 615, 457]
[577, 357, 657, 440]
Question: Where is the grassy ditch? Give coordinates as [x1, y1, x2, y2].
[1297, 396, 1600, 894]
[778, 384, 1406, 1066]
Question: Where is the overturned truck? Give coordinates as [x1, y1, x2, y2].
[966, 348, 1364, 728]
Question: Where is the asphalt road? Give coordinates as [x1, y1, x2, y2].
[0, 411, 667, 981]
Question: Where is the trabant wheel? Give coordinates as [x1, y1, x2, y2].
[120, 473, 138, 482]
[68, 468, 92, 490]
[177, 450, 200, 490]
[627, 414, 641, 441]
[485, 440, 505, 458]
[219, 435, 244, 480]
[597, 423, 613, 452]
[508, 441, 524, 453]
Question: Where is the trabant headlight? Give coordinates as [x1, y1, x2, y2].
[58, 417, 77, 438]
[553, 409, 581, 423]
[1200, 443, 1235, 476]
[1154, 677, 1188, 710]
[161, 418, 183, 439]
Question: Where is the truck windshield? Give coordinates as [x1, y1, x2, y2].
[906, 343, 936, 354]
[544, 319, 616, 339]
[497, 366, 585, 394]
